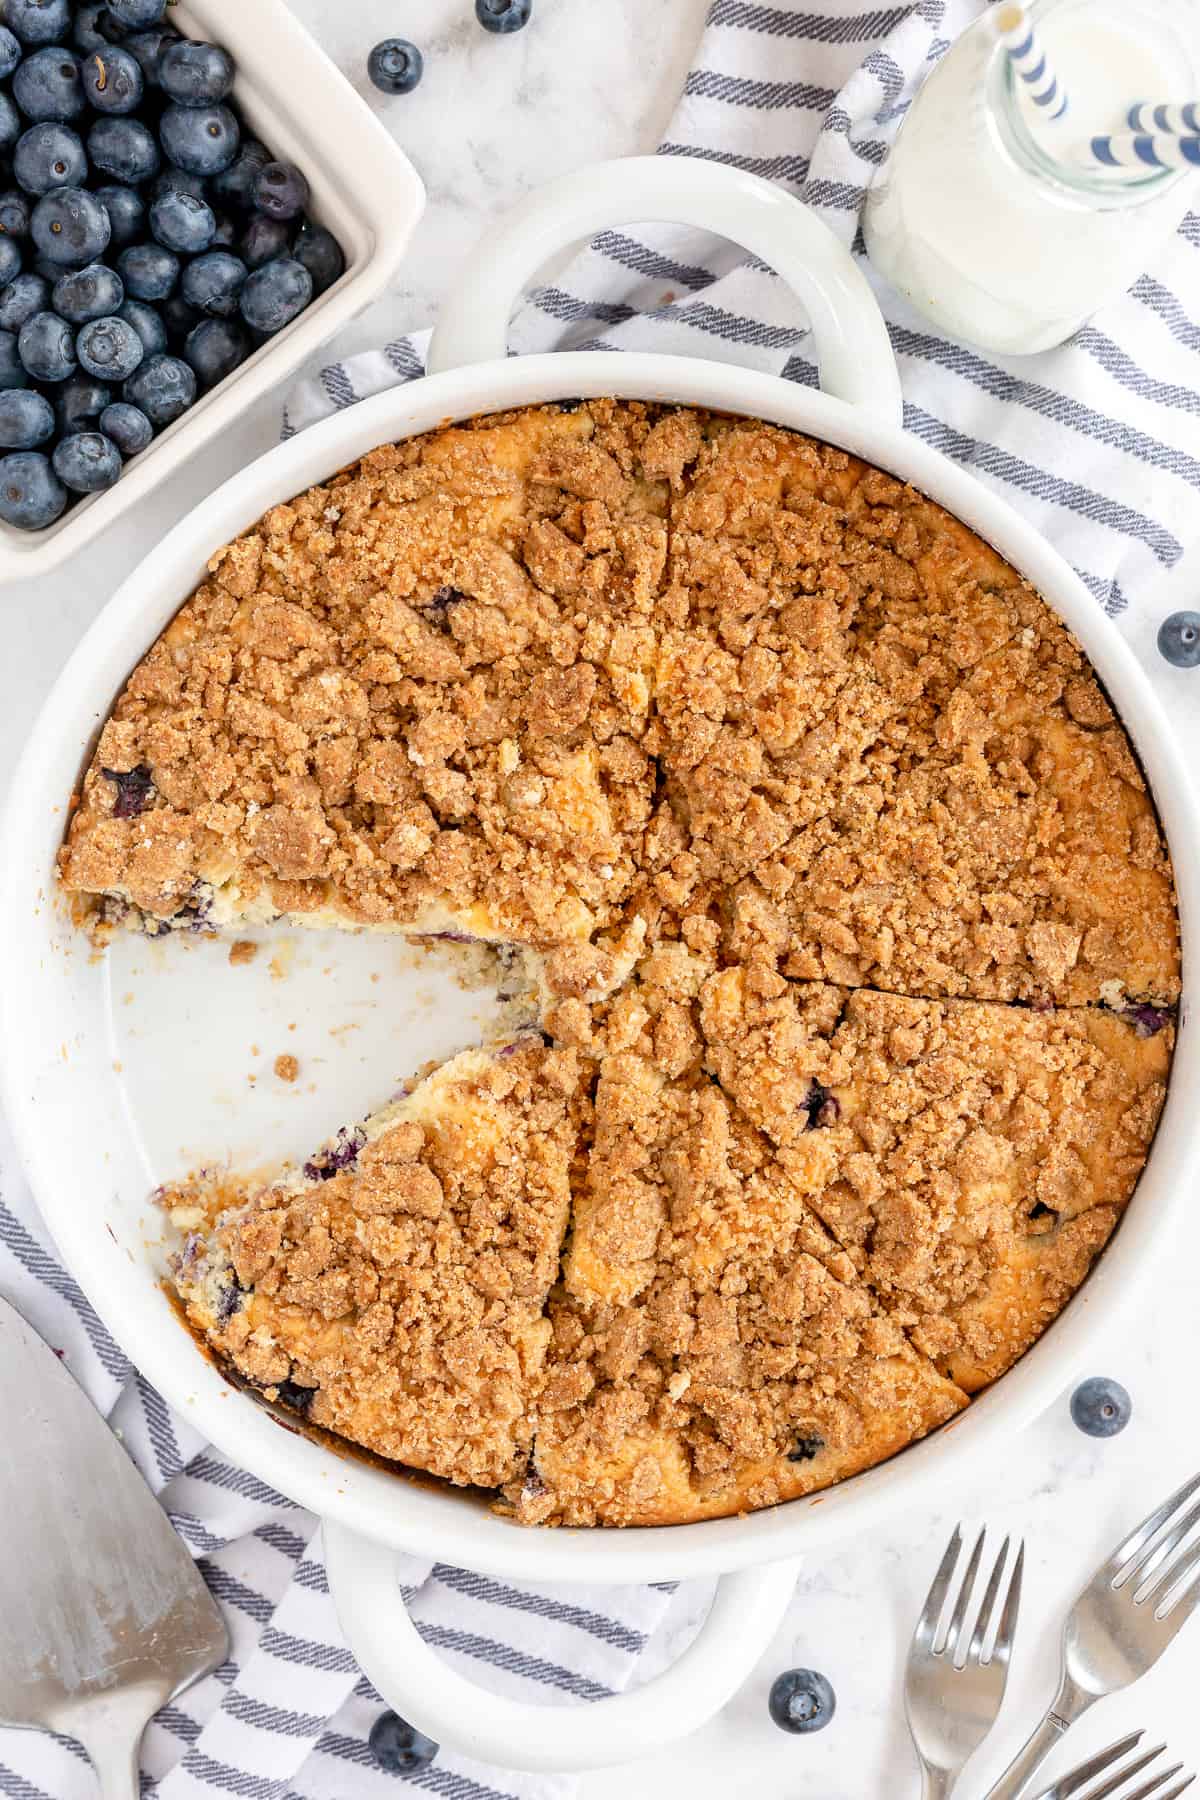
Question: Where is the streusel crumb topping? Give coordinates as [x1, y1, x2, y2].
[63, 402, 1178, 1525]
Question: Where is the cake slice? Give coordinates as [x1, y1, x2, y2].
[58, 402, 672, 949]
[699, 968, 1172, 1391]
[169, 1035, 590, 1490]
[650, 413, 1179, 1007]
[504, 975, 966, 1527]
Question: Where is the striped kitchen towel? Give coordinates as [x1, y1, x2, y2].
[5, 2, 1200, 1798]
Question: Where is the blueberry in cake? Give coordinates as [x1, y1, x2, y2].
[59, 400, 1179, 1526]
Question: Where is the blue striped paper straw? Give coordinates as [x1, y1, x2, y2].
[1090, 132, 1200, 169]
[1127, 101, 1200, 134]
[996, 3, 1068, 121]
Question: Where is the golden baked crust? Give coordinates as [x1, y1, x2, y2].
[170, 1039, 587, 1489]
[60, 400, 1179, 1525]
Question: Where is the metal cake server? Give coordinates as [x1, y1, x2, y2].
[0, 1294, 228, 1798]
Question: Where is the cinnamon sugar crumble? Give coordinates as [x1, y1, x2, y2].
[273, 1053, 298, 1082]
[59, 401, 1179, 1526]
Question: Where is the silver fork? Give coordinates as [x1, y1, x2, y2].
[906, 1524, 1025, 1799]
[985, 1472, 1200, 1800]
[1029, 1731, 1195, 1800]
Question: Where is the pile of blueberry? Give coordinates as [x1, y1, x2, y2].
[0, 0, 343, 530]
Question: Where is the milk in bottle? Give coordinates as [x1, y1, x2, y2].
[862, 0, 1200, 354]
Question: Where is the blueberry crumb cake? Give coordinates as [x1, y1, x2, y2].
[59, 400, 1179, 1527]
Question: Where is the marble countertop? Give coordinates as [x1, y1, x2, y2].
[4, 3, 1199, 1796]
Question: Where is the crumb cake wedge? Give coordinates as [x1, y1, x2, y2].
[170, 1036, 589, 1489]
[652, 415, 1180, 1007]
[59, 401, 674, 947]
[699, 968, 1172, 1391]
[506, 968, 966, 1527]
[506, 1055, 965, 1527]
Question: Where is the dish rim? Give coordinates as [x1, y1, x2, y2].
[2, 350, 1194, 1582]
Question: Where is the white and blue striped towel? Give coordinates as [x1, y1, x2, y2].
[6, 2, 1200, 1795]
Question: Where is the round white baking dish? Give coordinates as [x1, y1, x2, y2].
[1, 158, 1194, 1774]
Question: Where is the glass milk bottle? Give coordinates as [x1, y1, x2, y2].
[863, 0, 1200, 354]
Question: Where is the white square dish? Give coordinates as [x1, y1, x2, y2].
[0, 0, 424, 584]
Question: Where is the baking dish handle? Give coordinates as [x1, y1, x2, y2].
[324, 1519, 800, 1774]
[426, 154, 901, 422]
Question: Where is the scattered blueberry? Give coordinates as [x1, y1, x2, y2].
[293, 221, 343, 295]
[116, 293, 165, 355]
[1070, 1377, 1132, 1438]
[150, 186, 214, 253]
[159, 38, 233, 106]
[0, 270, 47, 329]
[117, 239, 176, 299]
[475, 0, 533, 31]
[52, 424, 119, 489]
[0, 328, 27, 387]
[88, 114, 159, 182]
[1158, 610, 1200, 670]
[0, 23, 20, 75]
[367, 37, 423, 96]
[4, 0, 71, 48]
[209, 213, 236, 248]
[31, 185, 110, 265]
[0, 92, 23, 154]
[77, 312, 142, 379]
[238, 256, 310, 334]
[179, 246, 243, 315]
[99, 397, 149, 452]
[239, 210, 287, 270]
[211, 138, 267, 212]
[13, 46, 84, 122]
[105, 0, 165, 27]
[252, 159, 307, 222]
[13, 121, 87, 193]
[94, 181, 143, 247]
[0, 447, 64, 525]
[158, 101, 238, 175]
[0, 191, 31, 237]
[17, 307, 74, 379]
[0, 237, 21, 287]
[53, 258, 122, 321]
[54, 370, 109, 430]
[123, 349, 194, 424]
[768, 1669, 836, 1735]
[184, 314, 244, 386]
[368, 1713, 439, 1775]
[122, 23, 176, 83]
[0, 384, 53, 445]
[82, 43, 142, 112]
